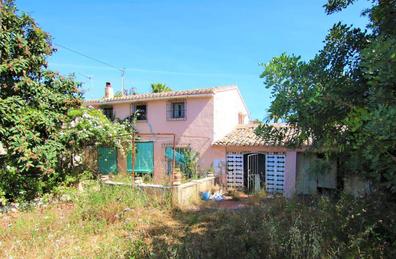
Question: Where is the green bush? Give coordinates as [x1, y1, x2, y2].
[0, 2, 135, 204]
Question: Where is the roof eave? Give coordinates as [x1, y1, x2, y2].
[84, 93, 214, 106]
[212, 143, 309, 151]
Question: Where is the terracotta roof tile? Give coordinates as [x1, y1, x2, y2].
[84, 85, 237, 105]
[213, 123, 292, 147]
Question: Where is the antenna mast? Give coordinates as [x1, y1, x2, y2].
[121, 68, 126, 95]
[78, 73, 93, 92]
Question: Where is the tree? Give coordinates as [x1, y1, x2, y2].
[0, 1, 133, 202]
[114, 90, 124, 97]
[257, 0, 396, 192]
[151, 83, 172, 93]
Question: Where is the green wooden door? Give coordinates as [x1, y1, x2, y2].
[127, 141, 154, 174]
[98, 147, 117, 174]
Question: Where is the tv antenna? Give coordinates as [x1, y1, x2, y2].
[78, 72, 94, 94]
[121, 67, 126, 95]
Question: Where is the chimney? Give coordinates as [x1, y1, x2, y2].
[104, 82, 114, 98]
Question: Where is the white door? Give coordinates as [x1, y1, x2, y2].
[226, 153, 244, 189]
[265, 153, 285, 193]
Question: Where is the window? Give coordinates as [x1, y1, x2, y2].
[164, 146, 190, 175]
[133, 104, 147, 121]
[102, 107, 114, 120]
[167, 101, 186, 120]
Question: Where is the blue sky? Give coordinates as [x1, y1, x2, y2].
[17, 0, 370, 120]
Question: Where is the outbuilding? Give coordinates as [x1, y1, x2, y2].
[213, 124, 337, 197]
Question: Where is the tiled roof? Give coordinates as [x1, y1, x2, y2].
[84, 85, 237, 105]
[213, 123, 292, 147]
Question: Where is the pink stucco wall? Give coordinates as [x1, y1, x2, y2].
[92, 88, 249, 182]
[113, 103, 131, 120]
[108, 95, 227, 181]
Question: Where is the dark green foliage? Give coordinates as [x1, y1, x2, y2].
[258, 0, 396, 192]
[180, 149, 200, 179]
[0, 1, 81, 202]
[150, 83, 172, 93]
[0, 1, 133, 203]
[324, 0, 356, 14]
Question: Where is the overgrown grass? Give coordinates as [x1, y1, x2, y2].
[1, 185, 395, 258]
[0, 183, 171, 258]
[173, 193, 396, 258]
[110, 173, 135, 184]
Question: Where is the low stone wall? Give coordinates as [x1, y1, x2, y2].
[103, 176, 215, 208]
[172, 177, 215, 208]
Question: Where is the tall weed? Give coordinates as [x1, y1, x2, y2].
[176, 194, 396, 258]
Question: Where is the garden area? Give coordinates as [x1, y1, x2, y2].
[1, 184, 396, 258]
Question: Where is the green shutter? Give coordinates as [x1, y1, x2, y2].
[165, 147, 186, 165]
[127, 142, 154, 174]
[98, 147, 117, 174]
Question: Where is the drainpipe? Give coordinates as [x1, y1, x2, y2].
[131, 131, 135, 187]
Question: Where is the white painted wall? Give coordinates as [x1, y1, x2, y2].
[213, 88, 249, 142]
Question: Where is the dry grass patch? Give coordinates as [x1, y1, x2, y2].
[0, 184, 173, 258]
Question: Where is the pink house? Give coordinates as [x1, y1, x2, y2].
[85, 83, 303, 197]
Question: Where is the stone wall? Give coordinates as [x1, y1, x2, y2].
[103, 176, 215, 208]
[171, 177, 215, 208]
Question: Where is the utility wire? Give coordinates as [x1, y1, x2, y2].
[55, 43, 126, 92]
[53, 43, 256, 79]
[54, 43, 123, 73]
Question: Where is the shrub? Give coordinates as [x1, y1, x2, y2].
[0, 2, 135, 203]
[175, 194, 396, 258]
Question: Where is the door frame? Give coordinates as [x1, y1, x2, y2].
[246, 153, 266, 192]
